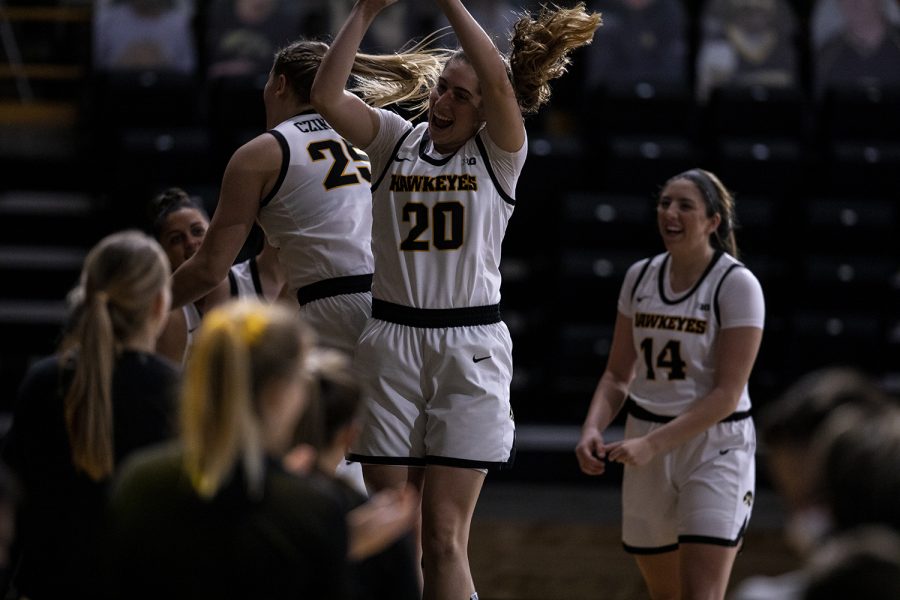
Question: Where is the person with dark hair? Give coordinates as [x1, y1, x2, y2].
[312, 1, 601, 596]
[731, 371, 900, 600]
[150, 187, 284, 363]
[810, 404, 900, 535]
[756, 367, 894, 554]
[150, 187, 230, 364]
[803, 526, 900, 600]
[575, 168, 765, 599]
[1, 230, 179, 599]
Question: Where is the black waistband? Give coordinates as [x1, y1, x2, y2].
[371, 298, 501, 328]
[296, 274, 372, 306]
[624, 398, 751, 424]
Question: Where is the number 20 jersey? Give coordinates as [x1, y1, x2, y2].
[621, 251, 764, 416]
[367, 110, 526, 309]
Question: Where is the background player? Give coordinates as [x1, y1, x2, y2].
[575, 168, 765, 600]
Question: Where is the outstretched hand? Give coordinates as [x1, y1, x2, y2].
[347, 483, 419, 561]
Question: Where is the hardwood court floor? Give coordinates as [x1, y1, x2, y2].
[469, 480, 800, 600]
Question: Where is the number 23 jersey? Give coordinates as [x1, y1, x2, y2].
[366, 109, 527, 309]
[260, 111, 374, 291]
[620, 251, 765, 416]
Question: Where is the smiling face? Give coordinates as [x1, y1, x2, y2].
[158, 207, 208, 270]
[656, 178, 721, 254]
[427, 57, 484, 154]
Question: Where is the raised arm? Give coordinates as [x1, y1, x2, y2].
[435, 0, 525, 152]
[170, 134, 281, 308]
[310, 0, 393, 149]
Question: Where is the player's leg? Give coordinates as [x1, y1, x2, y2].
[419, 465, 485, 600]
[416, 323, 511, 599]
[680, 543, 739, 599]
[675, 419, 755, 600]
[362, 464, 426, 587]
[634, 551, 681, 600]
[622, 417, 682, 599]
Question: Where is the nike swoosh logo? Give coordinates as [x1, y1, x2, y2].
[473, 354, 492, 363]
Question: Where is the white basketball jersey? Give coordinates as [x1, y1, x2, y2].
[622, 251, 761, 415]
[367, 110, 524, 309]
[182, 302, 202, 366]
[228, 258, 262, 299]
[258, 112, 374, 291]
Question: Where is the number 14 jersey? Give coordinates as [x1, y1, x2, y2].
[620, 251, 765, 416]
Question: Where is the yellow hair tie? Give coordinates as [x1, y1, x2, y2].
[203, 306, 268, 347]
[203, 310, 234, 335]
[240, 311, 268, 346]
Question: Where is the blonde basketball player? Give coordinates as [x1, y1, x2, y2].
[312, 1, 601, 597]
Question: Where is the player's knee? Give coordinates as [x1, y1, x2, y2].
[421, 520, 465, 561]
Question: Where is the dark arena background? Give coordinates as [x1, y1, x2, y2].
[1, 0, 898, 598]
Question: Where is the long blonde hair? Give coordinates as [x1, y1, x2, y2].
[181, 299, 315, 499]
[273, 37, 452, 119]
[506, 2, 602, 115]
[64, 230, 170, 481]
[275, 4, 601, 119]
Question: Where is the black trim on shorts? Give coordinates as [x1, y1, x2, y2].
[624, 398, 751, 424]
[678, 535, 742, 548]
[346, 454, 427, 467]
[623, 542, 680, 555]
[426, 455, 513, 470]
[372, 298, 501, 328]
[296, 274, 373, 306]
[345, 454, 513, 471]
[680, 517, 748, 548]
[624, 519, 746, 554]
